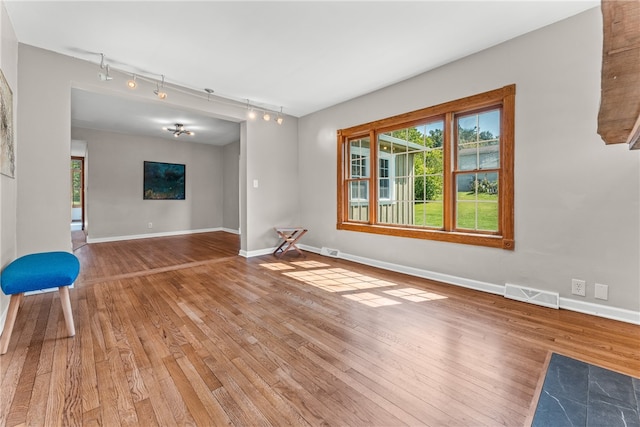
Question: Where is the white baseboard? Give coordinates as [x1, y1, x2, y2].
[559, 298, 640, 325]
[298, 244, 640, 325]
[221, 228, 240, 235]
[87, 227, 233, 243]
[239, 247, 277, 258]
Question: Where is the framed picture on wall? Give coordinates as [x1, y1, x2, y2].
[143, 161, 185, 200]
[0, 68, 15, 178]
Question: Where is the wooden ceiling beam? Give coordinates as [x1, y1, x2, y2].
[597, 0, 640, 149]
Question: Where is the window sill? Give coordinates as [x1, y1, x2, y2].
[337, 222, 514, 250]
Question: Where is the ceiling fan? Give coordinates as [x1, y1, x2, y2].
[163, 123, 194, 137]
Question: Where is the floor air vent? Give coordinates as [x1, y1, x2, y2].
[320, 247, 340, 258]
[504, 283, 559, 309]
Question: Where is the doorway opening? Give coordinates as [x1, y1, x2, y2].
[71, 156, 87, 251]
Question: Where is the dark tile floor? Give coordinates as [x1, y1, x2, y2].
[533, 353, 640, 427]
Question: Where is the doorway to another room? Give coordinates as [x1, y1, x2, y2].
[71, 156, 86, 250]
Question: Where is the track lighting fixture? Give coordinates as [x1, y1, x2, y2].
[154, 75, 167, 100]
[92, 53, 287, 129]
[246, 100, 257, 120]
[127, 74, 137, 89]
[97, 53, 112, 81]
[154, 86, 167, 99]
[276, 107, 284, 125]
[163, 123, 194, 137]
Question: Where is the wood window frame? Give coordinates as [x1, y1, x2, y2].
[337, 85, 515, 250]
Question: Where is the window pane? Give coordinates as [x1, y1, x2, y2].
[72, 170, 82, 206]
[414, 201, 443, 228]
[348, 180, 369, 221]
[457, 109, 500, 171]
[378, 157, 390, 200]
[71, 159, 82, 208]
[349, 181, 368, 201]
[377, 120, 444, 228]
[349, 137, 370, 178]
[379, 178, 390, 199]
[456, 173, 499, 232]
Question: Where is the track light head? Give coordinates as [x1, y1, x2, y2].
[154, 89, 167, 100]
[245, 99, 257, 120]
[98, 64, 113, 81]
[127, 74, 137, 89]
[154, 75, 167, 99]
[276, 107, 284, 125]
[263, 111, 271, 121]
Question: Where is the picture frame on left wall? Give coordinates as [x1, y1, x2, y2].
[0, 68, 15, 178]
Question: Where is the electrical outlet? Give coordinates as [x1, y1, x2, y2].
[595, 283, 608, 300]
[571, 279, 586, 296]
[148, 222, 153, 229]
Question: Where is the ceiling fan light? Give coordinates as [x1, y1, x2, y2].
[164, 123, 194, 137]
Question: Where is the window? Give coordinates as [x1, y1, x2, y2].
[337, 85, 515, 249]
[71, 157, 83, 209]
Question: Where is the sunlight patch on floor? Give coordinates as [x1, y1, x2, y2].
[290, 260, 330, 269]
[283, 268, 396, 292]
[343, 292, 402, 307]
[383, 287, 448, 302]
[259, 262, 296, 271]
[261, 260, 447, 308]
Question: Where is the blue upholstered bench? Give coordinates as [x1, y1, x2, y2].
[0, 251, 80, 355]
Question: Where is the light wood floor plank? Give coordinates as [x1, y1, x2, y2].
[1, 231, 638, 426]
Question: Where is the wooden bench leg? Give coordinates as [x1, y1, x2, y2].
[0, 293, 24, 355]
[58, 286, 75, 337]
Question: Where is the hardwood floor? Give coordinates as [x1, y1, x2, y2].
[1, 231, 638, 426]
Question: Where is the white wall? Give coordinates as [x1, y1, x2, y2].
[15, 44, 299, 256]
[71, 127, 230, 240]
[298, 8, 640, 315]
[0, 0, 18, 333]
[244, 116, 299, 252]
[223, 140, 240, 232]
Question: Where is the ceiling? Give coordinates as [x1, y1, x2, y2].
[71, 89, 241, 145]
[5, 1, 598, 145]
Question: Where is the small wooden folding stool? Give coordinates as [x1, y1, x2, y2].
[273, 227, 308, 257]
[0, 251, 80, 355]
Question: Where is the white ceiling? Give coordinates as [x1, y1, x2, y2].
[5, 0, 598, 144]
[71, 89, 242, 145]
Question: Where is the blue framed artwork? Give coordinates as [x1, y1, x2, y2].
[143, 161, 185, 200]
